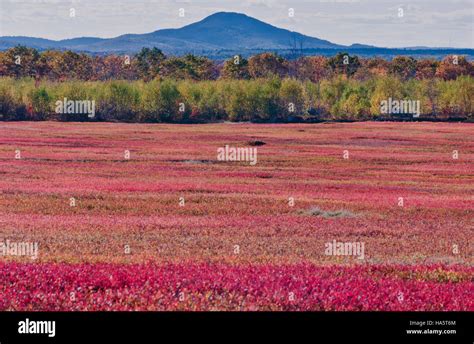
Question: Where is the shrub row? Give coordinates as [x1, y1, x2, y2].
[0, 76, 472, 122]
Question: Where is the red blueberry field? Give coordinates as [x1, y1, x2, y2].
[0, 121, 472, 311]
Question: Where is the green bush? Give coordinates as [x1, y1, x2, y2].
[279, 78, 306, 118]
[369, 76, 403, 117]
[141, 79, 182, 122]
[337, 83, 371, 120]
[98, 81, 141, 121]
[438, 76, 474, 117]
[0, 78, 27, 120]
[29, 87, 51, 120]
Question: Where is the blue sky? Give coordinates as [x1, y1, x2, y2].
[0, 0, 472, 48]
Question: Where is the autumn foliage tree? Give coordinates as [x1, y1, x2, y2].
[415, 59, 439, 79]
[328, 52, 361, 77]
[295, 56, 330, 82]
[354, 58, 389, 80]
[389, 56, 417, 80]
[435, 55, 473, 80]
[36, 50, 64, 80]
[95, 55, 137, 81]
[220, 55, 250, 80]
[0, 46, 39, 78]
[248, 53, 288, 78]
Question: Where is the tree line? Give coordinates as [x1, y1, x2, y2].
[1, 46, 473, 82]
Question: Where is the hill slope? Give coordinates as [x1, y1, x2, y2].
[0, 12, 343, 53]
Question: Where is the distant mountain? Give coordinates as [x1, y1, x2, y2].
[349, 43, 378, 49]
[0, 36, 62, 50]
[0, 12, 471, 59]
[0, 12, 344, 54]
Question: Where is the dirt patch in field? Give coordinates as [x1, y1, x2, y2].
[299, 206, 357, 218]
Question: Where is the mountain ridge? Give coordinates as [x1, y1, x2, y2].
[0, 12, 367, 53]
[0, 12, 471, 58]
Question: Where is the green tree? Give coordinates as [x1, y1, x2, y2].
[135, 47, 166, 81]
[161, 54, 214, 80]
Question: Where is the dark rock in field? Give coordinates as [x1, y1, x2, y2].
[256, 174, 272, 179]
[169, 159, 214, 164]
[247, 140, 266, 146]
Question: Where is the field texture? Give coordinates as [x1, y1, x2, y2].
[0, 122, 472, 310]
